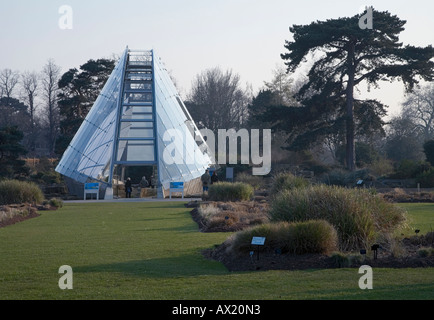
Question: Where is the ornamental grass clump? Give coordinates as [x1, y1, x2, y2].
[0, 180, 45, 205]
[227, 220, 338, 256]
[269, 184, 407, 251]
[269, 171, 309, 196]
[208, 182, 254, 202]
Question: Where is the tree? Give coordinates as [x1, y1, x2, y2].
[21, 71, 39, 153]
[0, 69, 20, 126]
[402, 83, 434, 140]
[0, 97, 31, 150]
[277, 7, 434, 171]
[0, 69, 19, 100]
[0, 126, 29, 178]
[56, 58, 115, 155]
[185, 67, 251, 132]
[423, 140, 434, 166]
[41, 59, 61, 155]
[263, 64, 297, 107]
[384, 115, 424, 162]
[247, 89, 281, 129]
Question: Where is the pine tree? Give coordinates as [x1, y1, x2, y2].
[276, 7, 434, 171]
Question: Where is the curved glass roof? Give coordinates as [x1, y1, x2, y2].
[55, 48, 212, 193]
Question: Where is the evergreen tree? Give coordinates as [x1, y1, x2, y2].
[269, 8, 434, 171]
[423, 140, 434, 166]
[56, 58, 115, 155]
[0, 126, 29, 178]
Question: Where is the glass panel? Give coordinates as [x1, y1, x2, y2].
[153, 51, 212, 189]
[119, 122, 154, 138]
[126, 143, 155, 161]
[125, 92, 153, 102]
[126, 73, 152, 81]
[122, 113, 153, 120]
[122, 106, 152, 114]
[55, 48, 128, 183]
[126, 82, 152, 90]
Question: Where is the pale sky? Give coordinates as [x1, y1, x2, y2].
[1, 0, 433, 117]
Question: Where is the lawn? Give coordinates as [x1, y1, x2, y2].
[398, 203, 434, 236]
[0, 201, 433, 300]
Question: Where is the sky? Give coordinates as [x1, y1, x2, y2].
[1, 0, 433, 118]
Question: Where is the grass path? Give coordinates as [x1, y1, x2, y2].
[0, 201, 433, 299]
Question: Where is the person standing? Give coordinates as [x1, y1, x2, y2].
[201, 169, 211, 192]
[211, 171, 219, 184]
[125, 177, 132, 198]
[139, 176, 149, 197]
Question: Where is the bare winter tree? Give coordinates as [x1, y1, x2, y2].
[41, 59, 61, 155]
[0, 68, 20, 125]
[185, 67, 251, 132]
[402, 82, 434, 141]
[21, 71, 40, 153]
[0, 68, 19, 99]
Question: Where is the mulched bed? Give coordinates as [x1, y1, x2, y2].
[202, 238, 434, 272]
[0, 203, 59, 229]
[187, 201, 434, 271]
[0, 211, 41, 228]
[189, 200, 269, 232]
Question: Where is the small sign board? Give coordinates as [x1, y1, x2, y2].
[84, 182, 99, 200]
[226, 167, 234, 181]
[169, 181, 184, 199]
[251, 237, 266, 246]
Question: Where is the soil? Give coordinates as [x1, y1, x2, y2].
[0, 203, 59, 229]
[202, 241, 434, 272]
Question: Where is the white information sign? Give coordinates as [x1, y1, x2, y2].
[251, 237, 266, 245]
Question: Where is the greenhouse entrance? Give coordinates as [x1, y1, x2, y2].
[112, 165, 157, 198]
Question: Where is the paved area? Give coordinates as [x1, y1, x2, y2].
[64, 197, 202, 203]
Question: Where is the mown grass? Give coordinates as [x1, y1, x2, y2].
[0, 201, 433, 300]
[398, 203, 434, 236]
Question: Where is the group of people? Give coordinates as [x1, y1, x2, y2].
[124, 168, 219, 198]
[124, 175, 155, 198]
[200, 169, 219, 192]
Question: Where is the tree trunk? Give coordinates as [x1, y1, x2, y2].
[345, 42, 356, 171]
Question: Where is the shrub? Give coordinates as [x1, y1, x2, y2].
[0, 207, 29, 223]
[417, 247, 434, 257]
[270, 171, 309, 195]
[268, 184, 407, 251]
[288, 220, 338, 254]
[329, 251, 364, 267]
[330, 251, 350, 267]
[235, 172, 264, 190]
[416, 167, 434, 188]
[48, 198, 63, 208]
[0, 180, 45, 205]
[389, 160, 430, 179]
[227, 220, 338, 255]
[208, 182, 254, 201]
[198, 202, 269, 231]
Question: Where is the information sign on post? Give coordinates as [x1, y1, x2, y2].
[169, 182, 184, 199]
[84, 183, 99, 200]
[251, 237, 266, 260]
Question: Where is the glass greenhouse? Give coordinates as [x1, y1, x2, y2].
[55, 48, 212, 199]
